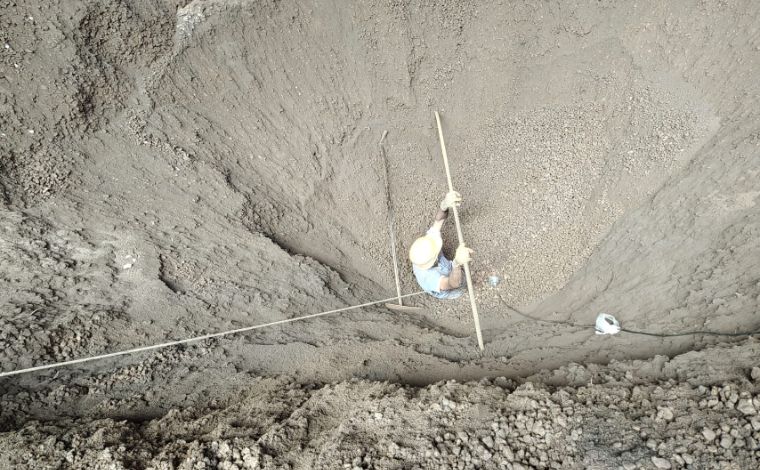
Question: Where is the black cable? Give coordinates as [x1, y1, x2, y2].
[498, 295, 760, 338]
[499, 299, 593, 329]
[620, 327, 760, 338]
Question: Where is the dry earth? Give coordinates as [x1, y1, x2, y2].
[3, 340, 760, 469]
[0, 0, 759, 468]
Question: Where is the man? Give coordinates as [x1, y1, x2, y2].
[409, 191, 474, 299]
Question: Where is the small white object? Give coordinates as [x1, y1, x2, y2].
[122, 255, 136, 270]
[595, 313, 621, 335]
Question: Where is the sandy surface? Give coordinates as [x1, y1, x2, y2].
[1, 0, 759, 467]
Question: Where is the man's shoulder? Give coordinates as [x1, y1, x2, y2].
[413, 266, 444, 292]
[413, 265, 443, 280]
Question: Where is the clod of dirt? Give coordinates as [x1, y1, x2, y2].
[2, 340, 760, 469]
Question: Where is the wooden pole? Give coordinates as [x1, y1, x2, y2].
[434, 111, 484, 351]
[379, 130, 403, 306]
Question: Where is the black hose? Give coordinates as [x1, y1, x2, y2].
[498, 295, 760, 338]
[620, 327, 760, 338]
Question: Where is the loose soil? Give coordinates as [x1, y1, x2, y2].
[0, 0, 758, 467]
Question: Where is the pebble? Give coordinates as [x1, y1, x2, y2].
[720, 435, 734, 449]
[651, 456, 672, 469]
[656, 407, 674, 421]
[702, 428, 716, 442]
[750, 418, 760, 431]
[737, 398, 756, 415]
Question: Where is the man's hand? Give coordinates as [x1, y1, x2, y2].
[453, 244, 473, 266]
[440, 191, 462, 211]
[441, 244, 472, 290]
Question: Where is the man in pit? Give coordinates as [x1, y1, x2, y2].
[409, 191, 473, 299]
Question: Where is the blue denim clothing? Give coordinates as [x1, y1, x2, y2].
[413, 252, 465, 299]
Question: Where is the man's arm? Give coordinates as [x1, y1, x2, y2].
[431, 207, 448, 231]
[438, 244, 473, 292]
[432, 191, 460, 231]
[439, 263, 464, 291]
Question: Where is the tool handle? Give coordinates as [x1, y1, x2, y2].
[379, 133, 403, 306]
[434, 112, 484, 351]
[435, 112, 466, 244]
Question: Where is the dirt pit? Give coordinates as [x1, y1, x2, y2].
[0, 0, 759, 468]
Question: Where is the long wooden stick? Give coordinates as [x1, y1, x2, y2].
[434, 112, 484, 351]
[379, 130, 403, 306]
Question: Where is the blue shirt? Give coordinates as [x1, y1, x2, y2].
[413, 252, 465, 299]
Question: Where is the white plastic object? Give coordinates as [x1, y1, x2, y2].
[595, 313, 621, 335]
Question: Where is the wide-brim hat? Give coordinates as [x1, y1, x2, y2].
[409, 235, 442, 269]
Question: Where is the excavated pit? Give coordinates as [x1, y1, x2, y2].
[0, 0, 759, 467]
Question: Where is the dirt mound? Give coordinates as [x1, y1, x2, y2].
[3, 340, 760, 469]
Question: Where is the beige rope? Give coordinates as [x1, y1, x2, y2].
[0, 291, 425, 378]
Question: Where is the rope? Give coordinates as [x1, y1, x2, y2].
[0, 291, 424, 379]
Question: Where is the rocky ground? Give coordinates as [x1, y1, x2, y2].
[2, 340, 760, 469]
